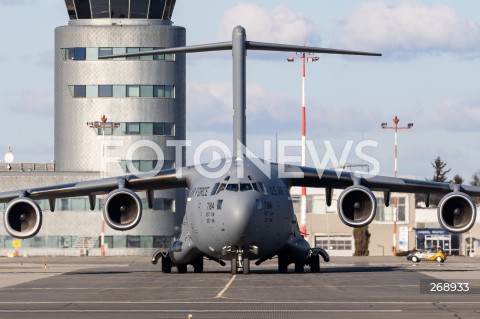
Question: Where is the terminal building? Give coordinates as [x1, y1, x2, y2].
[1, 0, 186, 256]
[291, 187, 479, 257]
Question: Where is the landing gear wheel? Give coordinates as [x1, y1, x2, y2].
[177, 264, 187, 273]
[161, 256, 172, 273]
[310, 255, 320, 273]
[295, 262, 305, 273]
[242, 258, 250, 274]
[436, 256, 443, 263]
[278, 254, 288, 273]
[193, 257, 204, 273]
[231, 258, 238, 275]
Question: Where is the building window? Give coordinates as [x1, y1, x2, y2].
[127, 122, 140, 135]
[71, 84, 176, 98]
[61, 47, 175, 61]
[119, 160, 175, 173]
[140, 85, 153, 97]
[126, 235, 141, 248]
[127, 85, 140, 97]
[126, 47, 140, 60]
[86, 47, 98, 60]
[375, 196, 407, 222]
[315, 234, 354, 253]
[86, 85, 98, 98]
[99, 85, 113, 97]
[90, 122, 175, 136]
[98, 47, 113, 57]
[113, 85, 126, 97]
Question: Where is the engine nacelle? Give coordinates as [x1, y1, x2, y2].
[337, 185, 377, 227]
[103, 188, 142, 231]
[4, 197, 42, 239]
[438, 192, 477, 233]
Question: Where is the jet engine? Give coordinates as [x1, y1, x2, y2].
[438, 192, 477, 233]
[337, 186, 377, 227]
[4, 197, 42, 239]
[103, 188, 142, 231]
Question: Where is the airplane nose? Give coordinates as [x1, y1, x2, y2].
[223, 196, 256, 246]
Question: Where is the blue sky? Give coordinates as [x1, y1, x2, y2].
[1, 0, 480, 182]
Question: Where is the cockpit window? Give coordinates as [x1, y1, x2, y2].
[226, 184, 239, 192]
[224, 175, 231, 181]
[211, 183, 220, 195]
[252, 183, 260, 192]
[240, 183, 253, 192]
[258, 182, 266, 194]
[217, 183, 226, 194]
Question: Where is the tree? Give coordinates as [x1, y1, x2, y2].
[451, 174, 464, 184]
[470, 172, 480, 204]
[353, 226, 370, 256]
[430, 156, 451, 182]
[470, 172, 480, 186]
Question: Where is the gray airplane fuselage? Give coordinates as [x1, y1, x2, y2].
[170, 157, 308, 265]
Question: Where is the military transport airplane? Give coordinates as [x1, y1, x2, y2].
[1, 26, 478, 274]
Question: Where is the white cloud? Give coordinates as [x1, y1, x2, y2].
[186, 82, 298, 132]
[414, 97, 480, 131]
[11, 89, 54, 116]
[332, 1, 480, 58]
[186, 81, 379, 137]
[218, 3, 319, 45]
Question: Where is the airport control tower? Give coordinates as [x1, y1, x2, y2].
[53, 0, 185, 249]
[56, 0, 185, 176]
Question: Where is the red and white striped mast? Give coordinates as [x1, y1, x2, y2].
[88, 115, 119, 257]
[381, 116, 413, 256]
[288, 48, 319, 238]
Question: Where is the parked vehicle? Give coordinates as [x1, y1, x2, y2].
[407, 248, 446, 263]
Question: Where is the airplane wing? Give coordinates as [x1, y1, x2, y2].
[0, 168, 189, 239]
[282, 164, 479, 234]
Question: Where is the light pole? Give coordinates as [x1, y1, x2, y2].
[381, 116, 413, 256]
[287, 49, 319, 239]
[88, 115, 119, 257]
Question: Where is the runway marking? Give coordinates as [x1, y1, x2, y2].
[215, 274, 236, 298]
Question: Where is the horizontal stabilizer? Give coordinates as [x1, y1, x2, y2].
[100, 40, 381, 60]
[246, 41, 381, 56]
[100, 42, 233, 59]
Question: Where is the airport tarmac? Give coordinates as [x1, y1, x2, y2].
[0, 255, 479, 319]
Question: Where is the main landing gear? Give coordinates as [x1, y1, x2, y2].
[276, 248, 328, 273]
[151, 250, 204, 273]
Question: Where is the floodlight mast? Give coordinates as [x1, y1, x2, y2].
[100, 25, 381, 160]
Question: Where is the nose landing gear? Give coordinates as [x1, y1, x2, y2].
[230, 248, 250, 275]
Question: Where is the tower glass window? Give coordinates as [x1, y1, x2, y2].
[130, 0, 149, 18]
[91, 0, 110, 18]
[110, 0, 129, 19]
[64, 0, 177, 20]
[149, 0, 168, 19]
[113, 85, 126, 97]
[74, 0, 92, 19]
[65, 0, 77, 19]
[99, 85, 113, 97]
[99, 47, 113, 57]
[127, 85, 140, 97]
[86, 48, 98, 60]
[127, 47, 140, 60]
